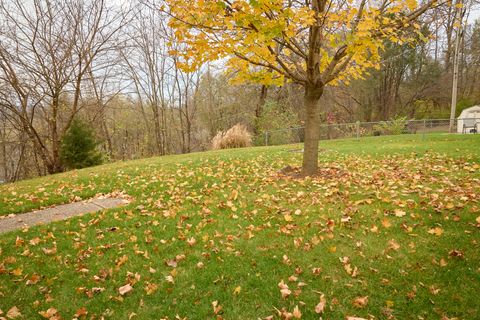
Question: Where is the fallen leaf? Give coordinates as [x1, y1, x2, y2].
[7, 306, 21, 319]
[428, 227, 444, 236]
[315, 294, 326, 314]
[11, 268, 22, 276]
[439, 258, 448, 267]
[144, 282, 158, 295]
[407, 290, 416, 300]
[187, 237, 196, 246]
[282, 255, 291, 265]
[312, 268, 321, 275]
[388, 239, 400, 251]
[429, 285, 440, 295]
[29, 237, 41, 246]
[352, 296, 368, 308]
[165, 259, 177, 268]
[74, 307, 88, 318]
[116, 255, 128, 267]
[42, 246, 57, 255]
[15, 237, 24, 247]
[449, 249, 464, 258]
[26, 273, 41, 285]
[292, 305, 301, 319]
[233, 286, 241, 295]
[39, 307, 58, 319]
[165, 275, 175, 284]
[278, 280, 291, 299]
[394, 209, 406, 217]
[91, 287, 105, 295]
[381, 218, 391, 228]
[118, 284, 133, 296]
[212, 301, 222, 315]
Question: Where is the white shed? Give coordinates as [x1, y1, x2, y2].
[457, 105, 480, 133]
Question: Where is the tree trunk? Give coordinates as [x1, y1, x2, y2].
[302, 85, 324, 176]
[152, 106, 163, 155]
[50, 94, 62, 174]
[253, 85, 268, 135]
[160, 105, 168, 155]
[102, 118, 114, 157]
[0, 123, 7, 181]
[20, 117, 54, 176]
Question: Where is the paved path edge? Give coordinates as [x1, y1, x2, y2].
[0, 197, 129, 234]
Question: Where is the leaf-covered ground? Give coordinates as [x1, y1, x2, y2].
[0, 134, 479, 320]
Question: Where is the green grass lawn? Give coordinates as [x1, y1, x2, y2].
[0, 133, 479, 319]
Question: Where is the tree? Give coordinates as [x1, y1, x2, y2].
[60, 119, 103, 169]
[166, 0, 437, 175]
[0, 0, 127, 174]
[123, 0, 202, 155]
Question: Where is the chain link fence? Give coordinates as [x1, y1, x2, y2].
[260, 118, 479, 146]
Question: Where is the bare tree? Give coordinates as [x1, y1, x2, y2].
[0, 0, 128, 174]
[122, 1, 171, 155]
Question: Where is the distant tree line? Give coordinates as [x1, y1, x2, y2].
[0, 0, 479, 181]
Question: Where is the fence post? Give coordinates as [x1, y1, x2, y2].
[422, 119, 426, 140]
[356, 121, 360, 140]
[264, 131, 268, 146]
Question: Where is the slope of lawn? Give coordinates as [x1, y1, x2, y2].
[0, 133, 479, 319]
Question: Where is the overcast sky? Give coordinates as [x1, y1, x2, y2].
[469, 6, 480, 22]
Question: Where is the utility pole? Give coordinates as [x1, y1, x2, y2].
[449, 0, 466, 133]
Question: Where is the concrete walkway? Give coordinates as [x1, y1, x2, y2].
[0, 198, 128, 234]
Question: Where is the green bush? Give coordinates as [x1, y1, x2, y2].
[456, 98, 476, 117]
[412, 100, 449, 119]
[60, 119, 103, 170]
[372, 116, 408, 135]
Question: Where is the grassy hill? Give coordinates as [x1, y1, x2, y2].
[0, 134, 479, 319]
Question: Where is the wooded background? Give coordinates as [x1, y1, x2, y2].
[1, 0, 479, 181]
